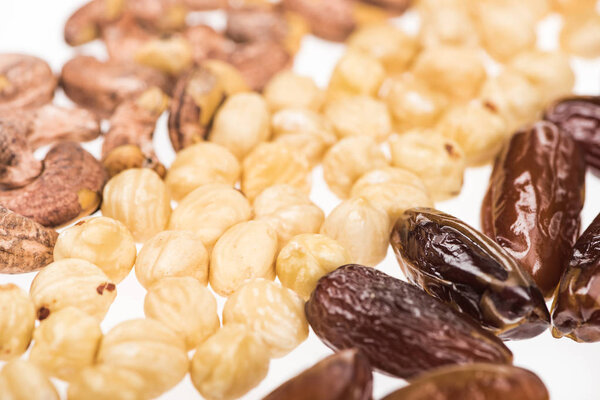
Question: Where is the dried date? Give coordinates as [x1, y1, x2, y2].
[382, 363, 549, 400]
[552, 212, 600, 342]
[263, 349, 372, 400]
[481, 121, 586, 297]
[0, 54, 56, 112]
[305, 264, 513, 379]
[391, 208, 550, 340]
[544, 96, 600, 173]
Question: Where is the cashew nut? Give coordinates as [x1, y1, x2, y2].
[0, 54, 56, 112]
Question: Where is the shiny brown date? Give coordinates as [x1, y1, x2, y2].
[0, 54, 56, 112]
[263, 349, 372, 400]
[305, 264, 513, 379]
[391, 208, 550, 340]
[552, 212, 600, 342]
[481, 121, 586, 298]
[544, 96, 600, 173]
[382, 363, 549, 400]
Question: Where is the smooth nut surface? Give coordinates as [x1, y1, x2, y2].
[144, 277, 220, 350]
[30, 258, 117, 322]
[324, 95, 392, 142]
[67, 364, 147, 400]
[210, 221, 278, 296]
[169, 184, 252, 249]
[135, 230, 209, 289]
[165, 142, 241, 201]
[53, 216, 136, 283]
[29, 307, 102, 381]
[276, 233, 350, 300]
[190, 324, 270, 400]
[321, 197, 390, 266]
[101, 168, 171, 242]
[263, 71, 324, 112]
[0, 359, 59, 400]
[97, 319, 189, 398]
[0, 284, 35, 361]
[328, 50, 385, 97]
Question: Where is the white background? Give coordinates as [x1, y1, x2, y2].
[1, 1, 600, 399]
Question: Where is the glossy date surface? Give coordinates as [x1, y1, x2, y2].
[305, 264, 513, 379]
[391, 208, 550, 340]
[481, 121, 586, 297]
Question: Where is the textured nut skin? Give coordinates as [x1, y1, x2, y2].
[29, 307, 102, 381]
[389, 132, 465, 201]
[67, 364, 147, 400]
[97, 319, 189, 398]
[391, 208, 550, 340]
[382, 363, 549, 400]
[324, 95, 392, 142]
[242, 142, 311, 201]
[54, 217, 136, 283]
[0, 206, 57, 274]
[263, 71, 324, 112]
[282, 0, 355, 41]
[328, 51, 385, 97]
[101, 169, 171, 243]
[306, 265, 513, 378]
[0, 118, 42, 189]
[0, 53, 56, 112]
[223, 279, 308, 357]
[0, 284, 35, 360]
[350, 167, 432, 225]
[0, 359, 59, 400]
[323, 136, 389, 199]
[190, 324, 270, 400]
[165, 142, 241, 201]
[135, 230, 209, 289]
[228, 40, 292, 91]
[144, 277, 220, 350]
[169, 183, 252, 249]
[264, 349, 373, 400]
[209, 92, 271, 159]
[30, 259, 117, 322]
[210, 221, 278, 296]
[276, 233, 350, 301]
[321, 198, 389, 267]
[254, 185, 324, 249]
[482, 122, 586, 297]
[64, 0, 124, 46]
[552, 213, 600, 342]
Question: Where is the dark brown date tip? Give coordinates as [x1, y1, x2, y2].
[263, 349, 372, 400]
[306, 264, 512, 379]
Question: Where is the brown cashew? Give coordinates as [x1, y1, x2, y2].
[225, 7, 288, 45]
[360, 0, 411, 12]
[102, 87, 170, 177]
[184, 0, 226, 10]
[228, 40, 292, 90]
[0, 120, 42, 189]
[0, 54, 57, 112]
[184, 25, 235, 66]
[126, 0, 188, 33]
[0, 206, 58, 274]
[282, 0, 355, 42]
[64, 0, 125, 46]
[60, 55, 173, 118]
[0, 142, 107, 227]
[102, 14, 157, 63]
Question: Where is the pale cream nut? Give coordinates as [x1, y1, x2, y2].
[328, 49, 385, 97]
[0, 359, 59, 400]
[0, 284, 35, 361]
[67, 364, 147, 400]
[263, 71, 324, 112]
[324, 95, 392, 142]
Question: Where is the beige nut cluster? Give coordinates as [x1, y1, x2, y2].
[263, 71, 324, 112]
[0, 284, 35, 361]
[324, 95, 392, 142]
[67, 364, 147, 400]
[0, 359, 59, 400]
[328, 50, 385, 98]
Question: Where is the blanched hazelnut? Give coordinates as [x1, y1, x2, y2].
[168, 183, 252, 249]
[321, 197, 390, 266]
[203, 59, 250, 96]
[101, 169, 171, 243]
[551, 0, 597, 14]
[29, 307, 102, 381]
[54, 217, 136, 283]
[190, 324, 270, 400]
[263, 71, 324, 112]
[276, 233, 350, 300]
[322, 136, 389, 198]
[560, 13, 600, 59]
[30, 259, 117, 322]
[328, 50, 385, 97]
[324, 95, 392, 142]
[0, 359, 59, 400]
[165, 142, 241, 201]
[144, 277, 220, 350]
[223, 279, 308, 357]
[388, 131, 466, 201]
[241, 142, 311, 201]
[97, 319, 189, 398]
[135, 230, 209, 289]
[67, 364, 147, 400]
[419, 3, 478, 47]
[254, 185, 324, 249]
[0, 284, 35, 361]
[209, 92, 271, 159]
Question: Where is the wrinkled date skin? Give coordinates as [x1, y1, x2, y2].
[544, 96, 600, 173]
[481, 121, 586, 298]
[391, 208, 550, 340]
[263, 349, 372, 400]
[0, 54, 57, 112]
[552, 213, 600, 342]
[305, 265, 513, 379]
[382, 363, 549, 400]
